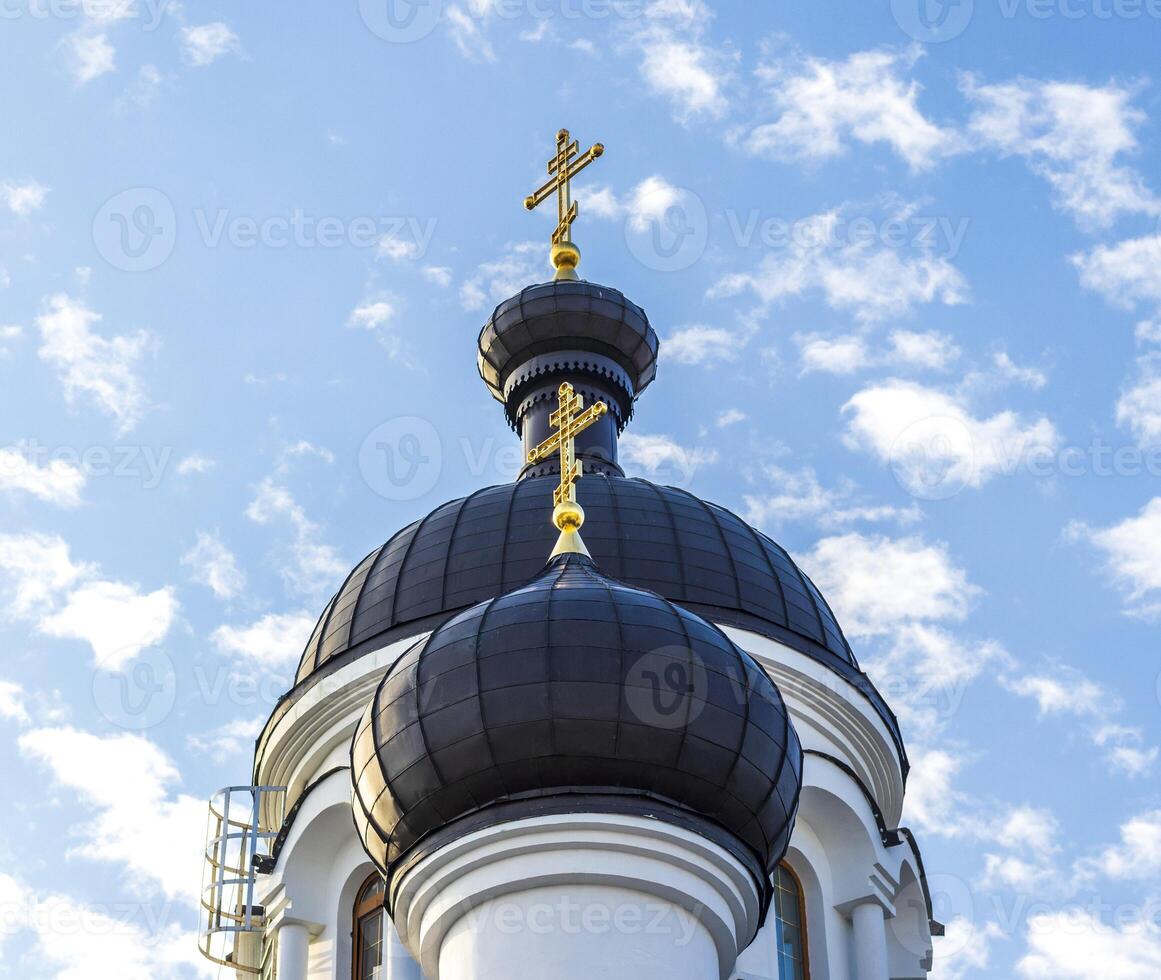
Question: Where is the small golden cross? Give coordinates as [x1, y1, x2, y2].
[528, 382, 609, 506]
[524, 128, 604, 280]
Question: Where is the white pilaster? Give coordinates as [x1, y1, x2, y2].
[851, 901, 889, 980]
[276, 922, 310, 980]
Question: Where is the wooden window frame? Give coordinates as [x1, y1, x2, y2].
[352, 873, 386, 980]
[775, 861, 811, 980]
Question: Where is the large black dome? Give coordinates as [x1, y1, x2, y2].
[288, 474, 903, 769]
[350, 552, 803, 904]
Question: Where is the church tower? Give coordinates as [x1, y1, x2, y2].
[200, 129, 937, 980]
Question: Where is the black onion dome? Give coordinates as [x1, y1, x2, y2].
[477, 280, 659, 431]
[350, 552, 803, 902]
[290, 475, 904, 774]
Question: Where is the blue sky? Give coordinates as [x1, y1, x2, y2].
[1, 0, 1161, 976]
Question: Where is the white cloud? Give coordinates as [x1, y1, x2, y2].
[746, 46, 960, 171]
[902, 745, 968, 832]
[246, 479, 346, 595]
[447, 4, 496, 62]
[711, 207, 968, 324]
[64, 32, 116, 86]
[1107, 743, 1159, 777]
[796, 330, 960, 376]
[18, 727, 207, 905]
[0, 178, 48, 216]
[460, 242, 545, 311]
[1136, 319, 1161, 345]
[965, 76, 1159, 229]
[1002, 669, 1108, 718]
[931, 916, 1004, 980]
[119, 63, 164, 111]
[797, 334, 870, 375]
[1018, 910, 1161, 978]
[0, 532, 176, 668]
[619, 432, 717, 484]
[1072, 235, 1161, 312]
[182, 531, 244, 600]
[423, 265, 454, 287]
[1077, 810, 1161, 882]
[1001, 666, 1157, 777]
[40, 580, 178, 670]
[0, 874, 213, 979]
[716, 408, 746, 427]
[211, 610, 315, 668]
[181, 22, 239, 66]
[277, 439, 335, 470]
[0, 532, 92, 618]
[664, 324, 748, 365]
[378, 237, 418, 261]
[1068, 497, 1161, 619]
[842, 379, 1059, 496]
[0, 447, 86, 507]
[187, 715, 264, 756]
[991, 350, 1048, 390]
[744, 465, 921, 532]
[633, 1, 730, 121]
[802, 532, 979, 639]
[582, 175, 696, 241]
[0, 680, 30, 725]
[871, 624, 1007, 729]
[0, 324, 21, 356]
[36, 294, 150, 434]
[888, 330, 961, 371]
[32, 891, 213, 980]
[348, 300, 395, 330]
[1116, 353, 1161, 446]
[176, 453, 216, 476]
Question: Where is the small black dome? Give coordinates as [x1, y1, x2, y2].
[350, 553, 803, 903]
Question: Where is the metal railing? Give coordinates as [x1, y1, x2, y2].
[199, 785, 287, 975]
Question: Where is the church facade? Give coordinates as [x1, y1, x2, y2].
[200, 132, 937, 980]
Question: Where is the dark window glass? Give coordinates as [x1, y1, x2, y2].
[773, 863, 809, 980]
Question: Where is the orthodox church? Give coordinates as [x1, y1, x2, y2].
[200, 129, 938, 980]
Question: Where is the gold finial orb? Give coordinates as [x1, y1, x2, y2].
[553, 500, 585, 532]
[551, 241, 581, 280]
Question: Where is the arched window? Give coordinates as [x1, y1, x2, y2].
[773, 862, 809, 980]
[352, 873, 386, 980]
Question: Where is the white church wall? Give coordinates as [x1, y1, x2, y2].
[253, 621, 929, 979]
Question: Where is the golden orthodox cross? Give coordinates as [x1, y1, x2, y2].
[527, 382, 609, 509]
[524, 128, 604, 280]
